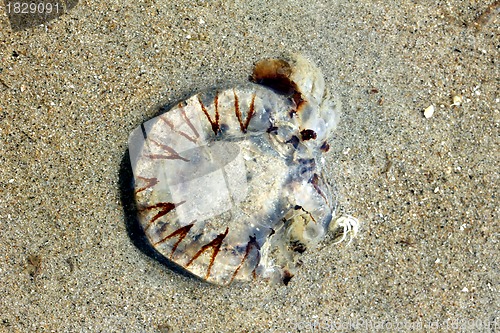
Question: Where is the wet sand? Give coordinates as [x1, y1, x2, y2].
[0, 0, 498, 332]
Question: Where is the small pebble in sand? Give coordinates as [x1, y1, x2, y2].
[451, 95, 463, 107]
[424, 105, 435, 118]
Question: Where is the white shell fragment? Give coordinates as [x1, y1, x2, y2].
[128, 55, 351, 285]
[424, 104, 435, 118]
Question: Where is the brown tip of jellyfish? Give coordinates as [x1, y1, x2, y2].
[250, 58, 298, 95]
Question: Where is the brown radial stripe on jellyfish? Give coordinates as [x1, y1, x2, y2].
[153, 222, 195, 258]
[185, 227, 229, 280]
[159, 109, 200, 144]
[140, 201, 186, 232]
[310, 173, 328, 203]
[229, 235, 261, 284]
[145, 139, 190, 162]
[135, 176, 159, 194]
[197, 94, 220, 135]
[233, 90, 256, 133]
[181, 109, 200, 138]
[300, 129, 317, 141]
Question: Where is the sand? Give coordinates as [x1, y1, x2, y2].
[0, 0, 498, 332]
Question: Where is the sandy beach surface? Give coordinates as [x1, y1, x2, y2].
[0, 0, 498, 332]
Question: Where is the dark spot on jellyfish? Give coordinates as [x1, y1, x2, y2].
[233, 243, 248, 255]
[286, 135, 300, 149]
[300, 129, 317, 141]
[219, 123, 230, 134]
[267, 125, 278, 134]
[250, 58, 299, 96]
[294, 205, 302, 210]
[290, 240, 307, 254]
[283, 270, 294, 286]
[298, 158, 316, 174]
[156, 220, 175, 238]
[320, 141, 330, 152]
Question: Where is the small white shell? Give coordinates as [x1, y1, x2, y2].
[424, 105, 435, 118]
[129, 55, 341, 285]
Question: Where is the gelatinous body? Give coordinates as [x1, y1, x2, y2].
[129, 55, 346, 285]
